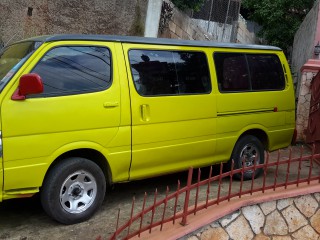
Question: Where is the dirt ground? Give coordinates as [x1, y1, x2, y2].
[0, 145, 318, 240]
[0, 167, 191, 240]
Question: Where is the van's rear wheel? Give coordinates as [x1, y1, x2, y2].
[231, 135, 264, 180]
[41, 157, 106, 224]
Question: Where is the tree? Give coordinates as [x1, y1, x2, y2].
[171, 0, 205, 12]
[242, 0, 315, 51]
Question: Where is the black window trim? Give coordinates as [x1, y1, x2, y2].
[213, 52, 286, 94]
[128, 48, 212, 97]
[28, 44, 113, 98]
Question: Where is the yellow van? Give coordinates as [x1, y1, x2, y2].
[0, 35, 295, 224]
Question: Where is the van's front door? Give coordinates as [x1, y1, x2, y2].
[2, 41, 124, 191]
[123, 44, 217, 180]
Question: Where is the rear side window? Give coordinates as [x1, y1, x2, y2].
[214, 52, 285, 92]
[128, 49, 211, 96]
[247, 54, 285, 90]
[31, 46, 112, 97]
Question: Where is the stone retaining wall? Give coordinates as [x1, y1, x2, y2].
[296, 71, 316, 142]
[184, 193, 320, 240]
[158, 1, 213, 41]
[295, 59, 320, 142]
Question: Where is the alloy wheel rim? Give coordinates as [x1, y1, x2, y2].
[239, 143, 259, 173]
[60, 170, 97, 214]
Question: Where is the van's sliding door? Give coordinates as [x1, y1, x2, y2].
[123, 43, 217, 180]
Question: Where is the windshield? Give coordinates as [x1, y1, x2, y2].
[0, 41, 42, 91]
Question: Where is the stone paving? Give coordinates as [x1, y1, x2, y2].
[184, 193, 320, 240]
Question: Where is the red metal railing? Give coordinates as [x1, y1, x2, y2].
[107, 146, 320, 240]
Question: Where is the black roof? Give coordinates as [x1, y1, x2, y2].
[18, 34, 282, 51]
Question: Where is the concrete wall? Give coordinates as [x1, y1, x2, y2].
[236, 15, 261, 44]
[144, 0, 162, 37]
[157, 1, 259, 44]
[158, 1, 213, 41]
[191, 19, 232, 42]
[0, 0, 148, 45]
[291, 0, 319, 92]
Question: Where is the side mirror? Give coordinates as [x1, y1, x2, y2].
[11, 73, 44, 100]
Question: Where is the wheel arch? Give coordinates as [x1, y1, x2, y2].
[43, 148, 112, 187]
[238, 128, 269, 150]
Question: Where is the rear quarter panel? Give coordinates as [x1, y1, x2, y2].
[212, 49, 295, 161]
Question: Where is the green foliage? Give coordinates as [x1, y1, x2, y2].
[242, 0, 315, 51]
[171, 0, 206, 12]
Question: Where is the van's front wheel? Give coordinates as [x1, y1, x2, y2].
[41, 157, 106, 224]
[231, 135, 264, 180]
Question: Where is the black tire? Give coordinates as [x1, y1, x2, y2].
[41, 157, 106, 224]
[230, 135, 264, 180]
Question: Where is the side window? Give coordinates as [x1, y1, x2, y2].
[247, 54, 285, 90]
[214, 53, 250, 92]
[31, 46, 112, 97]
[128, 49, 211, 96]
[214, 52, 285, 93]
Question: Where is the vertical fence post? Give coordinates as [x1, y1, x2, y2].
[181, 167, 193, 226]
[296, 146, 303, 187]
[262, 152, 269, 193]
[194, 169, 201, 215]
[173, 180, 181, 224]
[160, 187, 170, 231]
[206, 166, 213, 207]
[217, 163, 223, 204]
[273, 150, 281, 190]
[228, 160, 234, 201]
[126, 196, 135, 238]
[285, 147, 292, 189]
[112, 208, 121, 240]
[138, 193, 148, 237]
[308, 145, 315, 184]
[149, 189, 158, 233]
